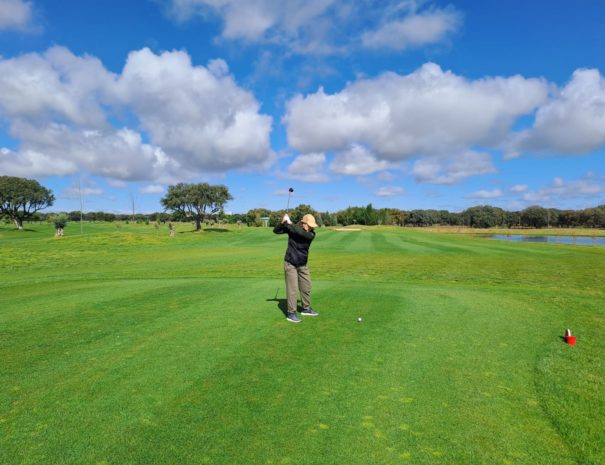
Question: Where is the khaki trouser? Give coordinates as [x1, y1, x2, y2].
[284, 261, 312, 314]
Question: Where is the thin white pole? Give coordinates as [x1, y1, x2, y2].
[78, 176, 83, 234]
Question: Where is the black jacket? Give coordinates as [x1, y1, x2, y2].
[273, 222, 315, 267]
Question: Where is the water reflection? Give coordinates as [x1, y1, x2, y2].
[486, 234, 605, 246]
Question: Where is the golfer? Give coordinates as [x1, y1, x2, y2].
[273, 213, 319, 323]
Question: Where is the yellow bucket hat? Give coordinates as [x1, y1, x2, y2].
[302, 214, 318, 228]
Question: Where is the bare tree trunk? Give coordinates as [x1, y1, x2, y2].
[14, 218, 23, 230]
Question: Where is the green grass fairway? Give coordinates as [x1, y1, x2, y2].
[1, 223, 604, 465]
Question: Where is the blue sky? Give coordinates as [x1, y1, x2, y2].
[1, 0, 604, 214]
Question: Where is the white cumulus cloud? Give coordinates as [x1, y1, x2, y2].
[0, 46, 115, 127]
[412, 151, 496, 185]
[164, 1, 461, 55]
[376, 186, 404, 197]
[522, 176, 605, 203]
[284, 63, 548, 160]
[0, 0, 34, 30]
[507, 68, 605, 156]
[2, 122, 177, 181]
[0, 145, 77, 178]
[330, 144, 394, 176]
[466, 188, 503, 199]
[165, 0, 339, 52]
[510, 184, 528, 193]
[285, 152, 329, 182]
[0, 46, 274, 182]
[140, 185, 165, 194]
[362, 8, 461, 50]
[60, 178, 104, 199]
[114, 48, 273, 172]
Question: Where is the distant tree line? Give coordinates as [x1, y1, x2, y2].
[235, 203, 605, 229]
[2, 176, 604, 230]
[6, 202, 605, 230]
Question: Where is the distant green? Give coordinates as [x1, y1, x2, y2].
[1, 223, 604, 465]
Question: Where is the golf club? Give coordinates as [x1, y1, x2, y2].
[286, 187, 294, 212]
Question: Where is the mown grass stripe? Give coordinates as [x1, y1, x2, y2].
[0, 223, 603, 465]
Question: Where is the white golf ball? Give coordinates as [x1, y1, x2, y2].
[357, 317, 362, 322]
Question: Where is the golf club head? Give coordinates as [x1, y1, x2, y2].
[286, 187, 294, 212]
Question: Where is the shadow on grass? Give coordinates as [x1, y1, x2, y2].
[2, 227, 39, 233]
[204, 228, 231, 233]
[266, 297, 288, 316]
[176, 228, 232, 234]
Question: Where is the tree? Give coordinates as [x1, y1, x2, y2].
[0, 176, 55, 230]
[406, 209, 442, 226]
[520, 205, 549, 228]
[246, 208, 271, 227]
[389, 209, 407, 226]
[503, 211, 521, 228]
[363, 204, 379, 225]
[320, 211, 338, 227]
[578, 206, 605, 228]
[460, 205, 505, 228]
[161, 183, 233, 231]
[50, 213, 68, 237]
[289, 204, 318, 224]
[335, 207, 357, 226]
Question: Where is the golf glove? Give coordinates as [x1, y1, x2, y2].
[283, 214, 292, 224]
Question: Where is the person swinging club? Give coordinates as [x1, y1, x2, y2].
[273, 212, 319, 323]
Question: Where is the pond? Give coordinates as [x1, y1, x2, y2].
[485, 234, 605, 246]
